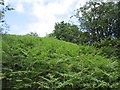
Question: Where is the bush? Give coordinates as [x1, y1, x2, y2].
[2, 34, 119, 89]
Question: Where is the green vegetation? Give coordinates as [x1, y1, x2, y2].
[0, 0, 14, 34]
[2, 34, 119, 89]
[76, 1, 120, 41]
[1, 1, 120, 90]
[48, 21, 90, 45]
[49, 1, 120, 45]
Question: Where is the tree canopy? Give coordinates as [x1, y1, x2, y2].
[49, 21, 92, 44]
[49, 21, 80, 44]
[0, 0, 14, 34]
[76, 1, 120, 41]
[48, 1, 120, 45]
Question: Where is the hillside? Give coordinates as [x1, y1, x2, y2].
[2, 34, 119, 89]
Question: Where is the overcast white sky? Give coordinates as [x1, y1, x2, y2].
[5, 0, 88, 37]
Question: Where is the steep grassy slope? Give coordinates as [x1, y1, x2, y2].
[2, 34, 119, 89]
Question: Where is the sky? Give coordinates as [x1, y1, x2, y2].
[5, 0, 88, 37]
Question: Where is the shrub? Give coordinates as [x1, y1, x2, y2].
[2, 34, 119, 90]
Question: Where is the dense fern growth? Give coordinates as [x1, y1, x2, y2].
[2, 34, 119, 89]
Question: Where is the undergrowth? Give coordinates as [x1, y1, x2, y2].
[1, 34, 119, 90]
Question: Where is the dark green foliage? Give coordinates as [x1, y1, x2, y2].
[48, 21, 91, 45]
[2, 34, 119, 89]
[0, 0, 14, 34]
[49, 21, 80, 44]
[26, 32, 39, 36]
[93, 38, 120, 63]
[76, 1, 120, 41]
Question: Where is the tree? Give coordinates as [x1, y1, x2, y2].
[115, 1, 120, 38]
[49, 21, 78, 43]
[26, 32, 39, 36]
[0, 0, 14, 34]
[76, 1, 120, 42]
[48, 21, 91, 45]
[49, 21, 81, 44]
